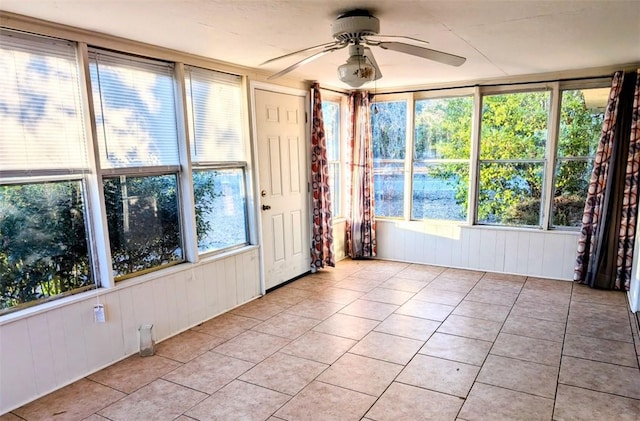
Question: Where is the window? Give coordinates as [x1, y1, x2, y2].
[322, 100, 341, 217]
[193, 168, 248, 252]
[552, 87, 607, 227]
[89, 50, 183, 278]
[0, 30, 93, 312]
[370, 83, 606, 228]
[413, 96, 472, 220]
[185, 66, 249, 253]
[103, 174, 182, 275]
[478, 91, 550, 226]
[372, 100, 407, 217]
[1, 29, 254, 313]
[0, 181, 93, 312]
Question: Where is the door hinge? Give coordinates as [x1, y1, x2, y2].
[305, 111, 308, 123]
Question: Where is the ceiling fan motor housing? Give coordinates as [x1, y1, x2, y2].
[331, 14, 380, 42]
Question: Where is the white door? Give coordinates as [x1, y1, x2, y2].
[255, 88, 310, 290]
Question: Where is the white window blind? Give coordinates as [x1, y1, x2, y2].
[0, 29, 88, 173]
[185, 66, 245, 163]
[89, 50, 179, 169]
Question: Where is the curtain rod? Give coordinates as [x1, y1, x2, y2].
[318, 86, 349, 96]
[317, 71, 621, 96]
[368, 73, 617, 96]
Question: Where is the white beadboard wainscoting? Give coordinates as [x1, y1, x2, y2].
[629, 223, 640, 313]
[332, 219, 347, 262]
[375, 220, 580, 280]
[0, 247, 260, 414]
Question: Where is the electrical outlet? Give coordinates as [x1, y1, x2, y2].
[94, 304, 106, 323]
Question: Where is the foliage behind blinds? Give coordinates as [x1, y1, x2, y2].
[0, 29, 88, 173]
[185, 66, 244, 163]
[89, 50, 179, 169]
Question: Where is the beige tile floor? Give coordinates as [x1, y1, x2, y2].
[4, 259, 640, 421]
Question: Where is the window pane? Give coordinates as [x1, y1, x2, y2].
[0, 30, 88, 173]
[558, 88, 607, 157]
[89, 51, 179, 168]
[322, 101, 340, 161]
[414, 97, 472, 160]
[374, 161, 404, 217]
[413, 96, 472, 221]
[193, 168, 249, 253]
[323, 100, 341, 217]
[552, 159, 593, 227]
[103, 174, 182, 278]
[185, 67, 244, 162]
[0, 181, 92, 312]
[412, 163, 468, 221]
[372, 101, 406, 217]
[329, 162, 340, 217]
[552, 87, 606, 228]
[481, 91, 550, 160]
[478, 162, 544, 225]
[372, 101, 407, 160]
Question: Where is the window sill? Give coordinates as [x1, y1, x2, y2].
[377, 218, 581, 235]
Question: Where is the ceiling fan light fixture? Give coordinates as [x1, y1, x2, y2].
[337, 53, 375, 87]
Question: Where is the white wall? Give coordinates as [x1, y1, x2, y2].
[376, 220, 579, 280]
[332, 219, 347, 262]
[629, 222, 640, 312]
[0, 248, 260, 414]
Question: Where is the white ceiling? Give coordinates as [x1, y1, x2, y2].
[2, 0, 640, 90]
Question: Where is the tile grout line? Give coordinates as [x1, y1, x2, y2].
[334, 266, 455, 419]
[13, 261, 637, 420]
[552, 280, 573, 421]
[453, 273, 526, 420]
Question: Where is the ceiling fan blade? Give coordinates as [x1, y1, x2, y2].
[362, 47, 382, 80]
[365, 34, 430, 46]
[378, 41, 466, 67]
[267, 44, 347, 80]
[260, 41, 341, 66]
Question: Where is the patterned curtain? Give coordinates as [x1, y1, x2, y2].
[310, 83, 335, 271]
[346, 91, 376, 258]
[574, 70, 640, 290]
[617, 70, 640, 289]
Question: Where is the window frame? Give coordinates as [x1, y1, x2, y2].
[0, 30, 98, 313]
[0, 176, 95, 314]
[0, 27, 256, 315]
[88, 48, 187, 280]
[475, 84, 553, 227]
[183, 65, 252, 257]
[320, 94, 344, 219]
[547, 78, 611, 230]
[371, 95, 410, 219]
[371, 80, 610, 230]
[411, 93, 474, 222]
[191, 163, 251, 255]
[101, 170, 185, 280]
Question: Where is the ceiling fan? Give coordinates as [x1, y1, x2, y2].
[261, 9, 466, 88]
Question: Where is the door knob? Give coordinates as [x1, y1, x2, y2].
[262, 204, 271, 211]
